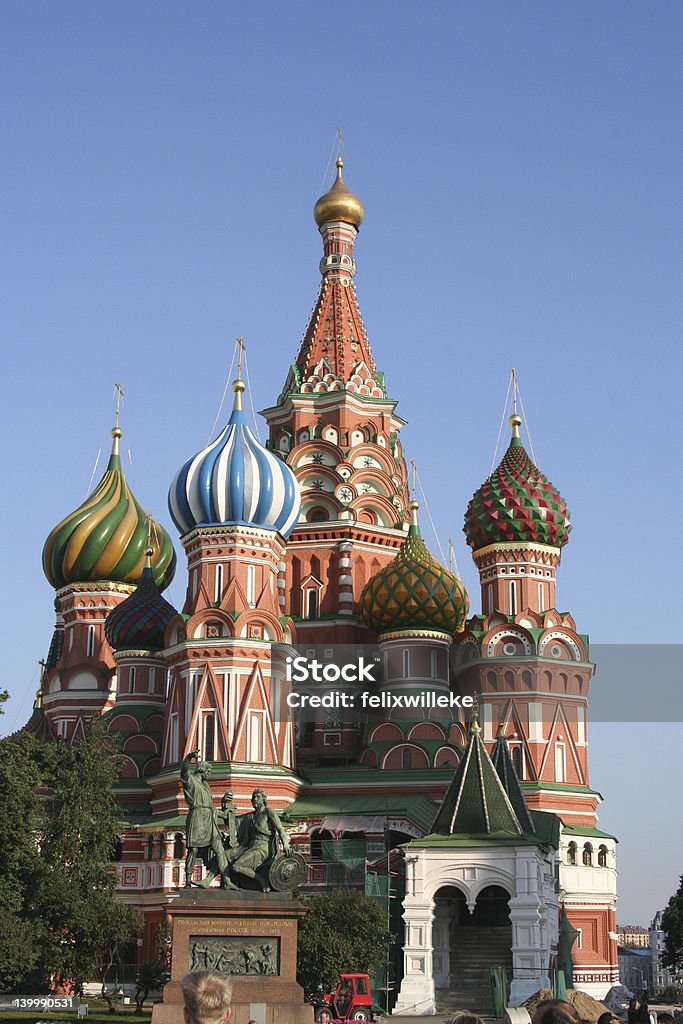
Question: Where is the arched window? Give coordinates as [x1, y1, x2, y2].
[582, 842, 593, 866]
[215, 564, 223, 604]
[307, 507, 328, 522]
[598, 844, 608, 867]
[567, 841, 577, 865]
[509, 581, 517, 615]
[512, 745, 523, 779]
[129, 666, 136, 692]
[430, 650, 438, 680]
[86, 624, 95, 658]
[402, 748, 412, 770]
[247, 565, 256, 606]
[538, 581, 545, 611]
[307, 589, 319, 619]
[402, 649, 410, 678]
[488, 584, 494, 613]
[174, 833, 184, 859]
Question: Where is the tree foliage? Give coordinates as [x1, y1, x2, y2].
[0, 722, 141, 993]
[662, 875, 683, 969]
[296, 888, 391, 997]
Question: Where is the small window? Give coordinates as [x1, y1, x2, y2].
[402, 649, 410, 678]
[583, 843, 593, 866]
[488, 583, 494, 613]
[307, 507, 328, 523]
[509, 581, 517, 615]
[598, 844, 608, 867]
[554, 742, 566, 783]
[215, 564, 224, 604]
[247, 565, 256, 606]
[567, 841, 577, 865]
[129, 666, 136, 691]
[203, 713, 215, 761]
[430, 650, 438, 680]
[402, 748, 411, 770]
[307, 590, 319, 620]
[86, 625, 95, 658]
[538, 581, 545, 611]
[576, 927, 582, 949]
[512, 745, 523, 779]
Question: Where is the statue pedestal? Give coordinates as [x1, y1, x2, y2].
[151, 890, 313, 1024]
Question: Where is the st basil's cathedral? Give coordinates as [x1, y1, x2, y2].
[28, 158, 619, 1013]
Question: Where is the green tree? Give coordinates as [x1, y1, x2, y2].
[0, 722, 141, 993]
[0, 733, 44, 992]
[662, 875, 683, 969]
[296, 888, 391, 997]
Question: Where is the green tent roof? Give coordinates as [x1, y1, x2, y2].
[431, 722, 524, 837]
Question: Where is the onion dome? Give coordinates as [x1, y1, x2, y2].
[105, 548, 177, 651]
[168, 378, 301, 539]
[361, 502, 469, 637]
[43, 426, 177, 591]
[314, 158, 364, 229]
[464, 414, 571, 552]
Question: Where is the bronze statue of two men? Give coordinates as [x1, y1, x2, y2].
[181, 750, 292, 890]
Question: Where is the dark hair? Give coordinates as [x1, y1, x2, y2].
[598, 1014, 618, 1024]
[533, 1000, 581, 1024]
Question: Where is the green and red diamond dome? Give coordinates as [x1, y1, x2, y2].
[464, 415, 571, 552]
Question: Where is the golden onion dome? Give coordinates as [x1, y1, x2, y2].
[313, 158, 364, 229]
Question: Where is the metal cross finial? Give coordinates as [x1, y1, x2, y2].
[448, 538, 455, 574]
[511, 367, 518, 415]
[236, 337, 245, 378]
[410, 458, 417, 502]
[146, 514, 153, 547]
[336, 125, 343, 161]
[114, 382, 124, 429]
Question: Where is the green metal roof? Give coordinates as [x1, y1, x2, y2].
[562, 824, 617, 841]
[285, 792, 438, 834]
[431, 724, 524, 838]
[491, 732, 535, 834]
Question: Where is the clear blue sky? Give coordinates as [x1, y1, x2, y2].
[1, 2, 681, 923]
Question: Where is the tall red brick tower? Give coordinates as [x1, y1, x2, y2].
[453, 410, 619, 995]
[158, 373, 303, 814]
[261, 159, 411, 645]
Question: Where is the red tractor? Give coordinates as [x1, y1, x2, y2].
[313, 973, 374, 1022]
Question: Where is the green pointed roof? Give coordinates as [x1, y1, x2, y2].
[431, 718, 523, 837]
[491, 727, 535, 835]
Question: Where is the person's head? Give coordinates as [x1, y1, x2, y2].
[221, 790, 233, 809]
[532, 999, 581, 1024]
[318, 1014, 331, 1024]
[198, 762, 212, 781]
[180, 970, 231, 1024]
[252, 789, 267, 810]
[598, 1013, 620, 1024]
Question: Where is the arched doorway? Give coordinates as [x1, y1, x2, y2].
[433, 884, 512, 1014]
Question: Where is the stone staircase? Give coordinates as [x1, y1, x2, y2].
[435, 925, 513, 1017]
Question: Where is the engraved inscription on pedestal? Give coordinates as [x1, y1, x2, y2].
[189, 936, 280, 976]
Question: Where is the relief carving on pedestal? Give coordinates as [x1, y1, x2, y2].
[189, 936, 279, 976]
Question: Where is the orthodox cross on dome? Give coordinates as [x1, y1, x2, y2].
[114, 382, 124, 430]
[236, 336, 245, 378]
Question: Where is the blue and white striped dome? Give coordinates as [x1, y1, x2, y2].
[168, 381, 301, 539]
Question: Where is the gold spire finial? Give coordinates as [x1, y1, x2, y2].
[509, 369, 522, 439]
[232, 337, 247, 411]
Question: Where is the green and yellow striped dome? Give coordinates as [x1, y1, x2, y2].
[361, 503, 469, 637]
[42, 427, 176, 591]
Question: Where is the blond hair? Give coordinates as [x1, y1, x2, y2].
[180, 970, 232, 1024]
